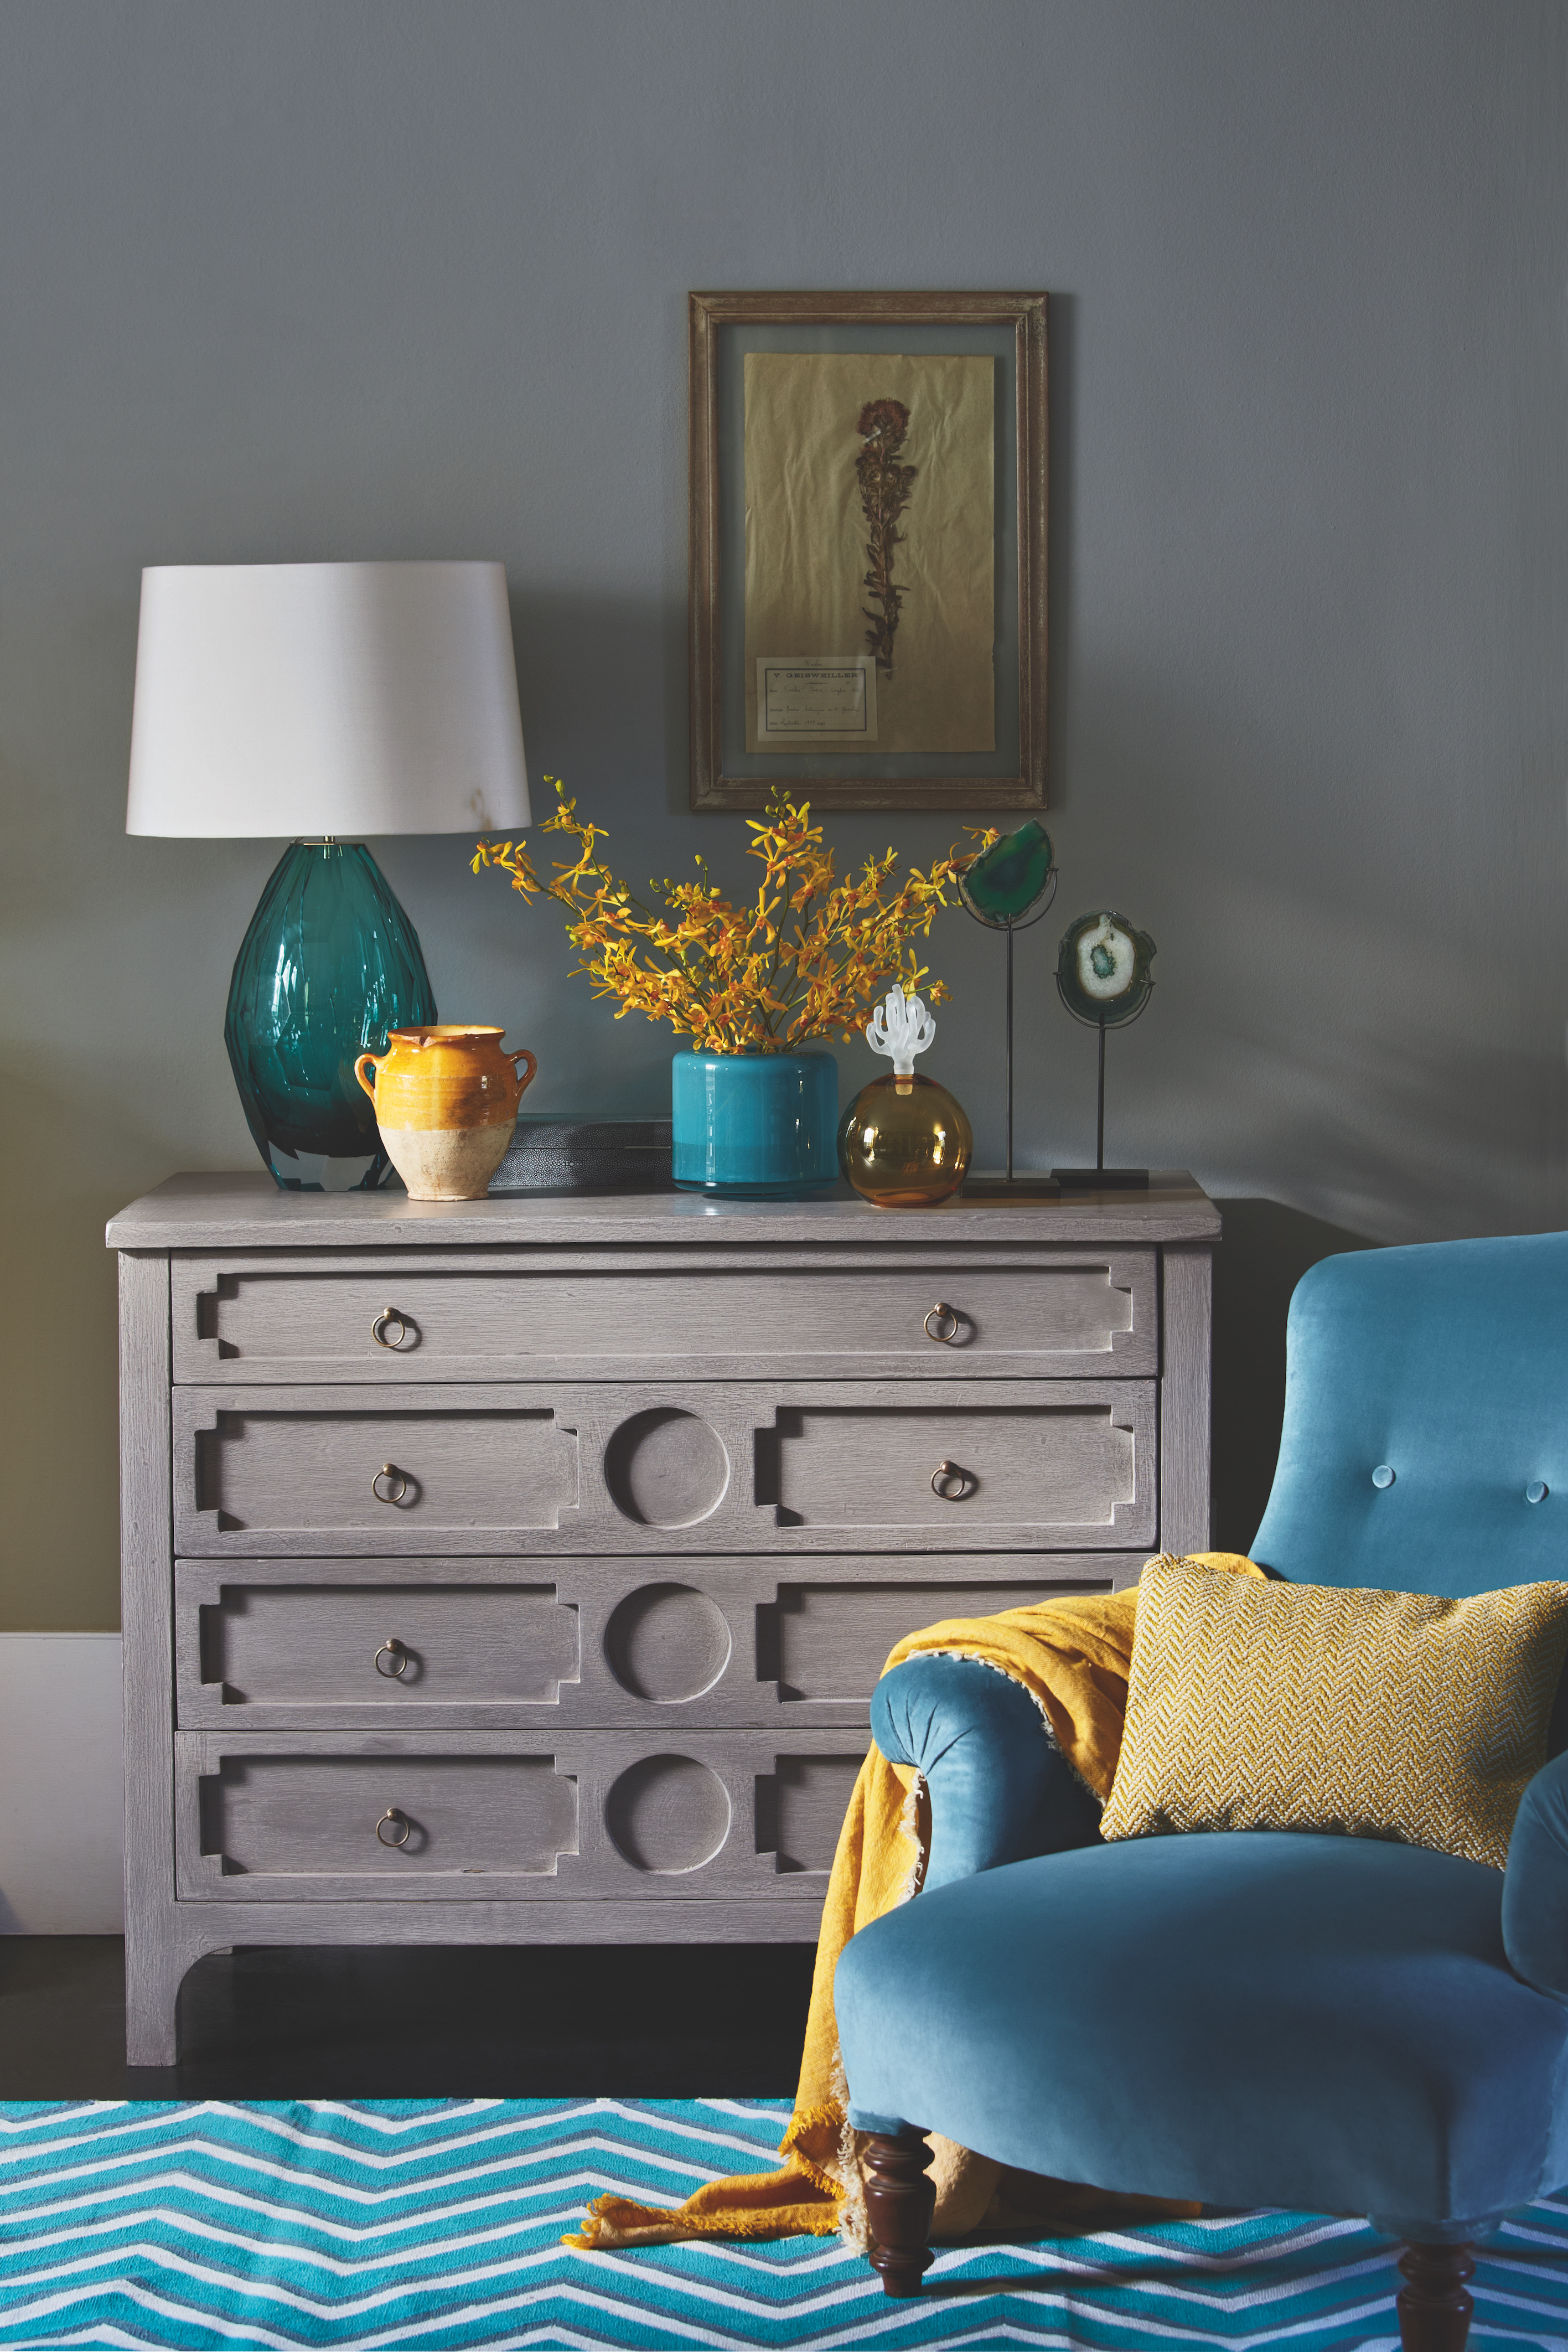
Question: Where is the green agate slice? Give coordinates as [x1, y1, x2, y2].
[958, 820, 1055, 929]
[1057, 909, 1157, 1026]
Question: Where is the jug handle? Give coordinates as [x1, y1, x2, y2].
[508, 1047, 539, 1100]
[354, 1052, 384, 1101]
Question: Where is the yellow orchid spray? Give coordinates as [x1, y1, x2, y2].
[473, 782, 994, 1055]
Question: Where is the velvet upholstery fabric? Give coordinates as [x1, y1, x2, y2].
[870, 1653, 1101, 1891]
[1505, 1749, 1568, 2001]
[1250, 1233, 1568, 1597]
[840, 1234, 1568, 2246]
[836, 1829, 1568, 2231]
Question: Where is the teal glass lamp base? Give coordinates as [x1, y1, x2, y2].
[224, 841, 437, 1192]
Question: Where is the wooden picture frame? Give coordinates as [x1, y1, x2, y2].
[689, 290, 1048, 813]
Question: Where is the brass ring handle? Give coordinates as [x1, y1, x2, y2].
[371, 1308, 410, 1351]
[375, 1807, 411, 1848]
[932, 1459, 973, 1501]
[371, 1464, 408, 1505]
[374, 1638, 410, 1678]
[923, 1302, 960, 1343]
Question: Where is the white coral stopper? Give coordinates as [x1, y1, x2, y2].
[866, 986, 936, 1076]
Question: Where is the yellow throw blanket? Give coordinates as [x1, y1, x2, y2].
[568, 1553, 1261, 2252]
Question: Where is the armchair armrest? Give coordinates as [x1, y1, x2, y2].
[1503, 1748, 1568, 2000]
[870, 1654, 1101, 1893]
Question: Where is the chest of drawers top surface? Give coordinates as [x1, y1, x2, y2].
[107, 1171, 1219, 1254]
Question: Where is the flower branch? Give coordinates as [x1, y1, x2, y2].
[474, 780, 994, 1056]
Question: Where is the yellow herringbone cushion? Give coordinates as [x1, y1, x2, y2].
[1100, 1556, 1568, 1870]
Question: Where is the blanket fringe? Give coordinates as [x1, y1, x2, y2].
[896, 1767, 928, 1905]
[830, 2050, 870, 2253]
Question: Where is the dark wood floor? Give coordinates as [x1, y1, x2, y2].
[0, 1938, 815, 2101]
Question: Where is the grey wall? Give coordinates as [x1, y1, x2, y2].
[1, 0, 1562, 1626]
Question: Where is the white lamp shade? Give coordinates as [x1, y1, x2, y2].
[126, 561, 531, 838]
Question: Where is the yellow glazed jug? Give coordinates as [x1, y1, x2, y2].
[355, 1026, 538, 1200]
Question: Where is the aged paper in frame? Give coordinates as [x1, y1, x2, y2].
[744, 353, 994, 756]
[690, 291, 1047, 812]
[755, 654, 878, 741]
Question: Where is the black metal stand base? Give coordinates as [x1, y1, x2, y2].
[962, 1172, 1062, 1201]
[1052, 1167, 1150, 1190]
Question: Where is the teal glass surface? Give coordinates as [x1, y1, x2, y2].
[671, 1050, 839, 1198]
[958, 819, 1055, 929]
[224, 841, 437, 1191]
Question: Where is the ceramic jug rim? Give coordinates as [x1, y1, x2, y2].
[387, 1024, 507, 1047]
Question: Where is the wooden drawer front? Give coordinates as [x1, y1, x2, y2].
[195, 1752, 578, 1883]
[770, 1395, 1153, 1544]
[174, 1379, 1153, 1555]
[174, 1729, 881, 1903]
[761, 1572, 1133, 1700]
[174, 1554, 1141, 1730]
[182, 1575, 580, 1722]
[175, 1387, 578, 1550]
[171, 1248, 1155, 1383]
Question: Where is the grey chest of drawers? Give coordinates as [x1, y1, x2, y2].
[108, 1172, 1219, 2063]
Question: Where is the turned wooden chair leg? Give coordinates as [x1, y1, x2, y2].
[1397, 2241, 1475, 2352]
[863, 2128, 935, 2297]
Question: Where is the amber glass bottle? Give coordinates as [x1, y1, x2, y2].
[838, 1071, 974, 1208]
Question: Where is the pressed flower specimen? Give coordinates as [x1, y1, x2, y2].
[474, 780, 993, 1053]
[856, 397, 918, 677]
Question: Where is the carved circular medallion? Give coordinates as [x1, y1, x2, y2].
[605, 1583, 732, 1701]
[604, 1408, 729, 1528]
[606, 1754, 731, 1874]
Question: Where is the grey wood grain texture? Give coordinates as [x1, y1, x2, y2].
[108, 1170, 1222, 1252]
[196, 1580, 581, 1706]
[119, 1252, 184, 2062]
[174, 1727, 881, 1903]
[180, 1390, 576, 1541]
[199, 1753, 581, 1880]
[127, 1896, 832, 1968]
[173, 1552, 1139, 1729]
[172, 1377, 1156, 1555]
[1160, 1243, 1214, 1557]
[772, 1397, 1152, 1539]
[170, 1251, 1156, 1384]
[767, 1755, 868, 1872]
[766, 1574, 1120, 1698]
[117, 1177, 1214, 2055]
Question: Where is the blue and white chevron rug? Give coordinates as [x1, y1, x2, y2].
[2, 2098, 1567, 2351]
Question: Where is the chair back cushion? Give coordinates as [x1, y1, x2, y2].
[1251, 1232, 1568, 1595]
[1101, 1555, 1568, 1869]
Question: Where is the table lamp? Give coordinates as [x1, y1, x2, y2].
[126, 561, 532, 1190]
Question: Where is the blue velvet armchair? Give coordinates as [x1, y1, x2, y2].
[836, 1232, 1568, 2350]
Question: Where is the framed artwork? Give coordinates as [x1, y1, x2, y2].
[689, 289, 1048, 813]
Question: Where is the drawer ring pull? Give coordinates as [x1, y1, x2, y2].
[923, 1302, 960, 1343]
[376, 1808, 411, 1848]
[932, 1459, 974, 1501]
[374, 1638, 410, 1678]
[371, 1309, 410, 1351]
[372, 1464, 408, 1505]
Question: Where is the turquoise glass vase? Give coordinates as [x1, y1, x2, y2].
[224, 841, 437, 1191]
[670, 1050, 839, 1198]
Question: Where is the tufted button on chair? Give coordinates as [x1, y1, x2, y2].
[835, 1233, 1568, 2350]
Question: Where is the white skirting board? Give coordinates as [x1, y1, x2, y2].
[0, 1634, 123, 1932]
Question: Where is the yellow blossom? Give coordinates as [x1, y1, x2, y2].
[473, 781, 996, 1054]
